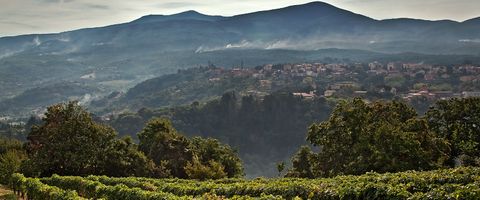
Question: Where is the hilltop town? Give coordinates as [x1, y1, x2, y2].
[201, 62, 480, 101]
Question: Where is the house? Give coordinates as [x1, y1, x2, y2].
[387, 62, 402, 72]
[293, 91, 316, 99]
[330, 82, 356, 90]
[324, 90, 336, 97]
[263, 64, 273, 71]
[252, 73, 264, 79]
[460, 76, 477, 82]
[259, 80, 272, 88]
[434, 91, 454, 99]
[369, 62, 383, 70]
[354, 91, 368, 97]
[462, 91, 480, 97]
[209, 78, 221, 82]
[0, 116, 11, 122]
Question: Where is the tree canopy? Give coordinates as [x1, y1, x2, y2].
[24, 102, 151, 177]
[426, 97, 480, 167]
[292, 98, 450, 177]
[138, 118, 244, 179]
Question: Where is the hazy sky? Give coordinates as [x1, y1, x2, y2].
[1, 0, 479, 37]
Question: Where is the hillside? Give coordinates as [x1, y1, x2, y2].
[0, 1, 479, 115]
[0, 82, 100, 116]
[93, 54, 480, 115]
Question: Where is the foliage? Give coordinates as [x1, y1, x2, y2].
[10, 173, 83, 200]
[112, 92, 333, 177]
[102, 136, 156, 177]
[426, 97, 480, 167]
[138, 118, 193, 178]
[184, 157, 227, 180]
[0, 150, 25, 184]
[276, 162, 285, 177]
[24, 102, 151, 177]
[138, 118, 244, 179]
[285, 146, 315, 178]
[189, 137, 244, 178]
[0, 138, 26, 184]
[304, 98, 449, 177]
[9, 167, 480, 199]
[0, 138, 23, 154]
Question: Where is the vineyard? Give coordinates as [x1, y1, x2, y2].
[7, 167, 480, 200]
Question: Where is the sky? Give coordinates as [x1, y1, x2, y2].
[1, 0, 479, 37]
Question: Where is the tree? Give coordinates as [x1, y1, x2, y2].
[138, 118, 193, 178]
[305, 98, 449, 177]
[0, 138, 23, 154]
[25, 102, 149, 177]
[102, 136, 155, 177]
[0, 135, 26, 184]
[189, 137, 244, 178]
[138, 118, 244, 179]
[0, 150, 25, 184]
[426, 97, 480, 167]
[276, 162, 285, 177]
[184, 157, 226, 180]
[285, 146, 314, 178]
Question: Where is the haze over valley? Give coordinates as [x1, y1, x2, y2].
[1, 1, 480, 180]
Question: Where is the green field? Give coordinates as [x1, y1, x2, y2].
[9, 167, 480, 200]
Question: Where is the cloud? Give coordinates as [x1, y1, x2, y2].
[82, 3, 109, 10]
[157, 2, 203, 9]
[40, 0, 75, 3]
[0, 20, 40, 29]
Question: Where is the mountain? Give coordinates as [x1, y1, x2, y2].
[0, 1, 479, 116]
[2, 2, 479, 56]
[133, 11, 225, 23]
[463, 17, 480, 25]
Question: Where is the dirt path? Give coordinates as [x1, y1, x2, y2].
[0, 185, 23, 200]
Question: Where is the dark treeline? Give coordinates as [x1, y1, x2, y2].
[111, 92, 334, 177]
[108, 91, 477, 177]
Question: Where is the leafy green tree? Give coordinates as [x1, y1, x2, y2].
[138, 118, 193, 178]
[0, 138, 23, 154]
[190, 137, 244, 178]
[276, 162, 285, 177]
[0, 150, 25, 184]
[25, 102, 149, 177]
[306, 98, 449, 177]
[426, 97, 480, 167]
[285, 146, 315, 178]
[0, 138, 25, 183]
[102, 136, 155, 177]
[138, 118, 244, 179]
[184, 157, 227, 180]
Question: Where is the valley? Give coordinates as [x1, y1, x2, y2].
[1, 1, 480, 199]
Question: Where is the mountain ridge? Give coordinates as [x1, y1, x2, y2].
[1, 1, 479, 39]
[0, 1, 479, 111]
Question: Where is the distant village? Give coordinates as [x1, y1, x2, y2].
[204, 61, 480, 101]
